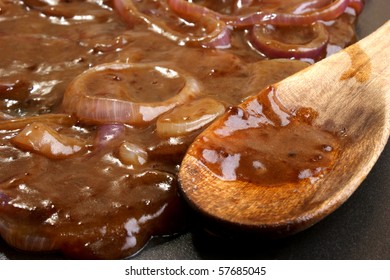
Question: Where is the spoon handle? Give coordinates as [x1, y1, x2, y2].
[278, 20, 390, 113]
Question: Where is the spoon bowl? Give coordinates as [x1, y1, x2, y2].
[179, 21, 390, 237]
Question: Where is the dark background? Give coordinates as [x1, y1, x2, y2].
[1, 0, 389, 260]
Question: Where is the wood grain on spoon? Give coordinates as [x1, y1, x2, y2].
[179, 21, 390, 236]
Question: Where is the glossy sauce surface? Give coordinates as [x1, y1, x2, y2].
[190, 86, 341, 185]
[0, 0, 359, 258]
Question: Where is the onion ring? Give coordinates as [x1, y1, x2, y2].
[0, 220, 56, 252]
[347, 0, 364, 15]
[0, 114, 77, 130]
[62, 62, 201, 126]
[118, 141, 148, 166]
[167, 0, 349, 27]
[291, 0, 333, 13]
[113, 0, 231, 48]
[156, 97, 226, 138]
[249, 22, 329, 60]
[11, 122, 87, 159]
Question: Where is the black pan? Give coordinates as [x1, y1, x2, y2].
[0, 0, 389, 260]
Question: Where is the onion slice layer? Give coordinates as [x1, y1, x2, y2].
[249, 22, 329, 60]
[113, 0, 231, 48]
[167, 0, 349, 27]
[62, 62, 201, 126]
[156, 97, 226, 138]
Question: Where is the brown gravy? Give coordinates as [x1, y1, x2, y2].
[189, 86, 341, 185]
[0, 0, 360, 258]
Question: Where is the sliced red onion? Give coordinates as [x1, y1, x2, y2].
[11, 122, 87, 159]
[235, 0, 333, 15]
[291, 0, 333, 14]
[118, 141, 148, 166]
[0, 112, 14, 120]
[249, 22, 329, 60]
[156, 97, 226, 138]
[0, 114, 77, 130]
[347, 0, 364, 15]
[167, 0, 349, 27]
[95, 124, 126, 148]
[62, 62, 201, 126]
[0, 192, 57, 252]
[204, 25, 232, 49]
[0, 220, 56, 252]
[113, 0, 231, 48]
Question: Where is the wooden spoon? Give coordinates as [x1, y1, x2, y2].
[179, 21, 390, 237]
